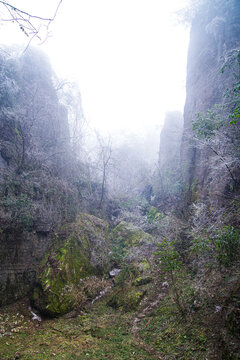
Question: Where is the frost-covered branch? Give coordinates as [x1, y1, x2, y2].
[0, 0, 63, 47]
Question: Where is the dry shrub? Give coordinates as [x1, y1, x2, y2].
[71, 276, 110, 312]
[82, 276, 109, 300]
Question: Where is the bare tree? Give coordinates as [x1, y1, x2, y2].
[108, 140, 153, 199]
[0, 47, 71, 174]
[95, 133, 113, 208]
[55, 80, 88, 159]
[190, 130, 240, 189]
[0, 1, 63, 48]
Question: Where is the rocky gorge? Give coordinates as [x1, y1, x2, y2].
[0, 0, 240, 358]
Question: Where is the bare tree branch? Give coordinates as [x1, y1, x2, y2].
[0, 1, 60, 21]
[0, 0, 63, 46]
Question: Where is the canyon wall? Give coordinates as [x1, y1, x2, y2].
[181, 0, 240, 205]
[0, 48, 81, 305]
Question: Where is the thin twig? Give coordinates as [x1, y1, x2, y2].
[0, 1, 54, 21]
[0, 0, 63, 47]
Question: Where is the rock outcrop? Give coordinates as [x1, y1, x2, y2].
[111, 221, 155, 266]
[181, 0, 240, 204]
[106, 221, 155, 312]
[32, 213, 110, 316]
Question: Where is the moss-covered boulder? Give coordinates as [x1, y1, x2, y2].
[110, 221, 155, 266]
[31, 213, 110, 316]
[107, 288, 146, 312]
[107, 222, 156, 312]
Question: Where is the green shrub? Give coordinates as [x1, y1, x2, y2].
[191, 226, 240, 269]
[192, 105, 224, 139]
[214, 226, 240, 268]
[190, 236, 212, 254]
[114, 264, 138, 288]
[1, 193, 34, 230]
[146, 206, 165, 223]
[154, 238, 183, 273]
[109, 236, 127, 265]
[154, 239, 188, 316]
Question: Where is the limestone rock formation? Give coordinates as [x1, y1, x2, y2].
[181, 0, 240, 203]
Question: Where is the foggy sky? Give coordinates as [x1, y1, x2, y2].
[0, 0, 189, 134]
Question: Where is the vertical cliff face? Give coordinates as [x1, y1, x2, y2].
[154, 111, 183, 209]
[181, 0, 240, 203]
[0, 48, 78, 305]
[159, 111, 183, 170]
[0, 48, 71, 174]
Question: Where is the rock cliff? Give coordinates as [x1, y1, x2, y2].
[0, 48, 94, 305]
[154, 111, 183, 209]
[159, 112, 183, 170]
[181, 0, 240, 204]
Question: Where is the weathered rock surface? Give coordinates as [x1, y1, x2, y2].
[32, 213, 110, 316]
[105, 221, 155, 312]
[181, 0, 240, 203]
[0, 48, 105, 307]
[159, 111, 183, 170]
[111, 221, 155, 265]
[0, 230, 49, 306]
[109, 268, 121, 277]
[156, 111, 183, 209]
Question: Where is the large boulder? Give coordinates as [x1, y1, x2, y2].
[110, 221, 155, 265]
[107, 222, 155, 312]
[31, 213, 110, 316]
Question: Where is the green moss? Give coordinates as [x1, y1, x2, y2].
[32, 213, 110, 316]
[0, 300, 159, 360]
[138, 260, 151, 271]
[112, 221, 152, 247]
[146, 206, 163, 223]
[133, 276, 152, 286]
[110, 222, 153, 266]
[139, 295, 210, 359]
[107, 289, 146, 312]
